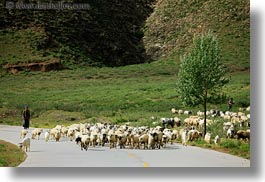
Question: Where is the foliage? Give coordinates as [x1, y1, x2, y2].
[177, 32, 229, 136]
[177, 32, 229, 106]
[0, 0, 155, 67]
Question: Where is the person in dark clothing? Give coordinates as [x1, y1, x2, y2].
[228, 98, 234, 111]
[22, 106, 30, 129]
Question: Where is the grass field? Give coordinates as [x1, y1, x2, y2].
[0, 59, 250, 128]
[0, 140, 26, 167]
[0, 39, 250, 160]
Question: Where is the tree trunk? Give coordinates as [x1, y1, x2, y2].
[204, 90, 207, 137]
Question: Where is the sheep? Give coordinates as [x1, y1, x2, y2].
[90, 132, 98, 147]
[184, 110, 192, 115]
[161, 118, 175, 128]
[44, 130, 50, 142]
[31, 128, 43, 140]
[161, 134, 169, 148]
[204, 133, 211, 144]
[109, 134, 118, 149]
[67, 128, 76, 141]
[246, 106, 250, 112]
[235, 129, 250, 141]
[153, 130, 163, 149]
[173, 117, 181, 127]
[130, 134, 140, 149]
[54, 130, 61, 142]
[139, 133, 149, 149]
[81, 135, 90, 151]
[148, 132, 155, 149]
[214, 135, 220, 145]
[239, 115, 249, 127]
[61, 126, 68, 138]
[171, 108, 177, 114]
[247, 114, 250, 119]
[75, 136, 82, 145]
[223, 122, 233, 131]
[184, 116, 200, 126]
[49, 128, 59, 141]
[31, 129, 37, 140]
[181, 129, 188, 146]
[20, 129, 28, 139]
[170, 129, 178, 144]
[98, 133, 108, 147]
[187, 129, 202, 142]
[18, 137, 30, 152]
[197, 111, 204, 117]
[178, 110, 184, 114]
[118, 134, 127, 149]
[226, 125, 235, 139]
[198, 119, 213, 130]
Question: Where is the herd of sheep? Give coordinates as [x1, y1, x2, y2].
[18, 106, 250, 152]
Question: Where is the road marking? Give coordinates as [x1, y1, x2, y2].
[128, 152, 149, 167]
[128, 152, 137, 158]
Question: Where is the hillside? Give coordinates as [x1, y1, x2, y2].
[1, 0, 249, 70]
[143, 0, 250, 71]
[0, 0, 155, 67]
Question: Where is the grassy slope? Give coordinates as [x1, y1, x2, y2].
[0, 60, 249, 128]
[0, 0, 250, 159]
[0, 0, 250, 128]
[0, 28, 52, 65]
[0, 140, 26, 167]
[143, 0, 250, 71]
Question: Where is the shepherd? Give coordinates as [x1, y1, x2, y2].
[228, 98, 234, 111]
[22, 106, 30, 129]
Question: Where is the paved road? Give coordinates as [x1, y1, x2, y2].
[0, 125, 250, 167]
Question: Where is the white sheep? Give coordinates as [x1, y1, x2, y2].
[181, 129, 188, 146]
[139, 133, 149, 149]
[148, 132, 155, 149]
[171, 108, 177, 114]
[20, 129, 28, 139]
[44, 130, 50, 142]
[187, 129, 202, 142]
[53, 130, 61, 142]
[227, 125, 235, 139]
[90, 132, 98, 147]
[67, 128, 76, 141]
[31, 128, 43, 140]
[18, 137, 30, 152]
[214, 135, 220, 145]
[81, 135, 90, 151]
[204, 133, 211, 144]
[184, 110, 192, 115]
[246, 106, 250, 112]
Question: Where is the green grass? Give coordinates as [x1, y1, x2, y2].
[188, 138, 250, 159]
[0, 140, 26, 167]
[0, 28, 52, 65]
[0, 59, 249, 128]
[0, 44, 250, 159]
[144, 0, 249, 71]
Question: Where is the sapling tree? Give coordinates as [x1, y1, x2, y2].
[177, 32, 229, 136]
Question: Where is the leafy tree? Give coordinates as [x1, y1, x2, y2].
[177, 32, 229, 136]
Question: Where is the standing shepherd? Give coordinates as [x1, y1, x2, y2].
[22, 106, 30, 129]
[228, 98, 234, 111]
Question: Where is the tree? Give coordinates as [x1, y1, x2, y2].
[176, 32, 229, 137]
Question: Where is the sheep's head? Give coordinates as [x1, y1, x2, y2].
[18, 143, 23, 149]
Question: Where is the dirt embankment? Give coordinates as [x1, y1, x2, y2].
[4, 60, 63, 74]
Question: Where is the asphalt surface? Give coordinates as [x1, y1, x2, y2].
[0, 125, 250, 167]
